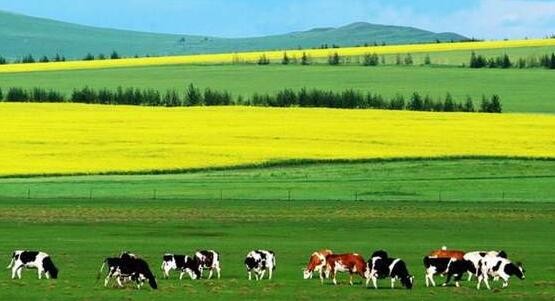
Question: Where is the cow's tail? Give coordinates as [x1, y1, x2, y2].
[6, 252, 15, 269]
[145, 270, 158, 289]
[96, 260, 106, 281]
[43, 256, 58, 279]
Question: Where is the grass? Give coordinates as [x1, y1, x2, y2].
[0, 158, 553, 300]
[1, 64, 554, 113]
[1, 103, 553, 176]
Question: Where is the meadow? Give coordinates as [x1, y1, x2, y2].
[0, 159, 553, 301]
[2, 64, 554, 113]
[1, 103, 553, 176]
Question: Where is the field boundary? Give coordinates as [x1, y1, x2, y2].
[1, 155, 553, 180]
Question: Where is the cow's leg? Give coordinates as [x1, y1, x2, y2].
[117, 277, 124, 288]
[443, 272, 453, 286]
[104, 276, 111, 287]
[483, 275, 491, 290]
[179, 271, 185, 280]
[208, 268, 214, 280]
[248, 271, 252, 281]
[425, 273, 430, 287]
[391, 278, 396, 289]
[37, 268, 43, 280]
[216, 265, 221, 279]
[16, 266, 24, 279]
[268, 267, 273, 280]
[260, 269, 266, 280]
[467, 271, 473, 281]
[11, 264, 21, 279]
[501, 275, 509, 288]
[371, 276, 378, 289]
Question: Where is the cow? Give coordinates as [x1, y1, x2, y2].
[100, 253, 157, 289]
[244, 250, 275, 281]
[195, 250, 221, 279]
[476, 255, 524, 290]
[365, 250, 413, 289]
[423, 256, 476, 287]
[7, 250, 58, 280]
[323, 253, 366, 285]
[303, 249, 333, 280]
[429, 246, 465, 260]
[160, 254, 202, 280]
[464, 250, 507, 281]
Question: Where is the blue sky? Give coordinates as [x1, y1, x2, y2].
[0, 0, 554, 38]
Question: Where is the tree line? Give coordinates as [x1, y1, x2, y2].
[0, 85, 502, 113]
[0, 51, 125, 65]
[470, 51, 555, 69]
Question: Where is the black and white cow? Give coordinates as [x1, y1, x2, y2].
[423, 256, 476, 287]
[161, 254, 202, 280]
[364, 250, 413, 289]
[244, 250, 276, 281]
[195, 250, 221, 279]
[100, 253, 157, 289]
[7, 250, 58, 280]
[476, 255, 524, 290]
[464, 250, 507, 281]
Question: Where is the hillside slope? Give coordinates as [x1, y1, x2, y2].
[0, 11, 467, 59]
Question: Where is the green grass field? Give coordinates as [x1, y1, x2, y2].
[0, 158, 554, 300]
[1, 64, 555, 113]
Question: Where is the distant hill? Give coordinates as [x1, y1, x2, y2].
[0, 10, 468, 60]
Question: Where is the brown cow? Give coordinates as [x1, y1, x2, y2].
[429, 246, 465, 260]
[324, 253, 366, 285]
[303, 249, 333, 280]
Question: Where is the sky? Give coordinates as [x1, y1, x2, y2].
[0, 0, 554, 39]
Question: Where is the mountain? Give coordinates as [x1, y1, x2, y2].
[0, 11, 468, 60]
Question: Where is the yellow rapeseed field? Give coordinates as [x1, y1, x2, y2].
[1, 39, 554, 73]
[0, 103, 553, 176]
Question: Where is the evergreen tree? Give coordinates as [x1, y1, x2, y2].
[0, 56, 6, 65]
[362, 53, 379, 66]
[110, 51, 120, 59]
[550, 53, 555, 69]
[301, 52, 311, 65]
[281, 52, 290, 65]
[395, 54, 402, 65]
[404, 53, 414, 65]
[97, 53, 106, 60]
[463, 96, 475, 112]
[22, 54, 35, 64]
[83, 53, 95, 61]
[184, 83, 203, 106]
[407, 92, 423, 111]
[500, 54, 512, 68]
[424, 54, 432, 65]
[328, 52, 341, 65]
[257, 54, 270, 65]
[0, 87, 3, 101]
[443, 93, 455, 112]
[489, 94, 502, 113]
[479, 95, 490, 112]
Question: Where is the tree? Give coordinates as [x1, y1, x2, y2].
[281, 52, 290, 65]
[550, 53, 555, 69]
[0, 56, 6, 65]
[97, 53, 106, 60]
[362, 53, 379, 66]
[257, 54, 270, 65]
[0, 87, 3, 101]
[407, 92, 423, 111]
[500, 54, 512, 68]
[489, 94, 502, 113]
[184, 83, 203, 106]
[404, 53, 414, 65]
[163, 89, 181, 107]
[301, 52, 311, 65]
[463, 96, 475, 112]
[328, 52, 341, 65]
[395, 54, 402, 65]
[83, 53, 95, 61]
[22, 54, 35, 64]
[424, 54, 432, 65]
[479, 95, 490, 112]
[389, 94, 405, 110]
[443, 93, 455, 112]
[110, 51, 120, 60]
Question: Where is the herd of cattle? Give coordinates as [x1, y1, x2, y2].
[6, 246, 525, 291]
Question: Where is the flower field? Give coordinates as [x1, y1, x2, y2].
[0, 103, 553, 176]
[0, 39, 554, 73]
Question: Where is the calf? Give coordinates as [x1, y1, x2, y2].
[303, 249, 333, 280]
[464, 250, 507, 281]
[476, 255, 524, 290]
[423, 256, 475, 287]
[365, 250, 413, 289]
[161, 254, 202, 280]
[7, 250, 58, 280]
[100, 254, 157, 289]
[429, 246, 465, 260]
[195, 250, 221, 279]
[324, 253, 366, 285]
[244, 250, 275, 281]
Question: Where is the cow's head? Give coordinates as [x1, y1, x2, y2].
[303, 268, 312, 279]
[401, 275, 414, 289]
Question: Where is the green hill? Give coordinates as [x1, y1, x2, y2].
[0, 10, 468, 60]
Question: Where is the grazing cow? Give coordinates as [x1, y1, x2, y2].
[429, 246, 465, 260]
[244, 250, 276, 281]
[464, 250, 507, 280]
[476, 255, 524, 290]
[324, 253, 366, 285]
[195, 250, 221, 279]
[303, 249, 333, 280]
[365, 250, 413, 289]
[423, 256, 476, 287]
[100, 254, 157, 289]
[160, 254, 202, 280]
[7, 250, 58, 280]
